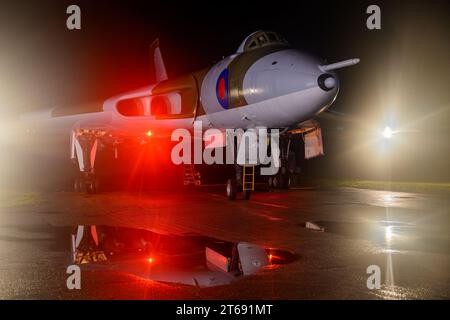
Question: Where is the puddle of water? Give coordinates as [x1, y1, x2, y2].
[69, 225, 296, 287]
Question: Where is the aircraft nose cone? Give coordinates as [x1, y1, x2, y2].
[318, 74, 336, 91]
[324, 77, 336, 89]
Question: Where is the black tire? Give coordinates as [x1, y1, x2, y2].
[281, 175, 290, 189]
[287, 174, 294, 188]
[243, 189, 251, 200]
[226, 179, 237, 200]
[74, 178, 82, 193]
[272, 176, 279, 189]
[93, 177, 100, 193]
[86, 182, 95, 194]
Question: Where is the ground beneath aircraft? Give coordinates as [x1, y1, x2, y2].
[0, 186, 448, 299]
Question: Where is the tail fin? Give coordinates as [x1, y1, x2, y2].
[150, 38, 168, 83]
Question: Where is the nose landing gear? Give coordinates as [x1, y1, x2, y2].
[226, 178, 252, 200]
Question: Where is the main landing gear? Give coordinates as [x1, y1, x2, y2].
[268, 135, 296, 191]
[74, 174, 100, 194]
[71, 129, 104, 194]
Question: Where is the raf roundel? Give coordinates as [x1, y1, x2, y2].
[216, 68, 229, 109]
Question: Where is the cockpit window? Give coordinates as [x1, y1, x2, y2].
[248, 40, 257, 49]
[243, 31, 290, 52]
[257, 34, 268, 45]
[267, 32, 277, 42]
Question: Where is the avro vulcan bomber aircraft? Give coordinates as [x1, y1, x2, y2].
[21, 31, 359, 200]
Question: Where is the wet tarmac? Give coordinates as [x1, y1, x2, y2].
[0, 186, 448, 299]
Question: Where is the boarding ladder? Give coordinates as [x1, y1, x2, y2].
[242, 165, 255, 191]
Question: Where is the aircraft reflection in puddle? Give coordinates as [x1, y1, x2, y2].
[70, 225, 295, 287]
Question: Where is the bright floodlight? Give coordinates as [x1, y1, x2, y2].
[382, 126, 393, 139]
[385, 226, 393, 242]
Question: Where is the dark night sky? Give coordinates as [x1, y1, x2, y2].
[0, 0, 449, 181]
[0, 0, 447, 112]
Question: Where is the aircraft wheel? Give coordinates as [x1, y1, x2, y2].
[86, 182, 95, 194]
[74, 178, 83, 193]
[86, 177, 99, 194]
[226, 179, 237, 200]
[93, 177, 100, 193]
[272, 176, 279, 189]
[281, 175, 290, 189]
[287, 175, 292, 188]
[243, 189, 251, 200]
